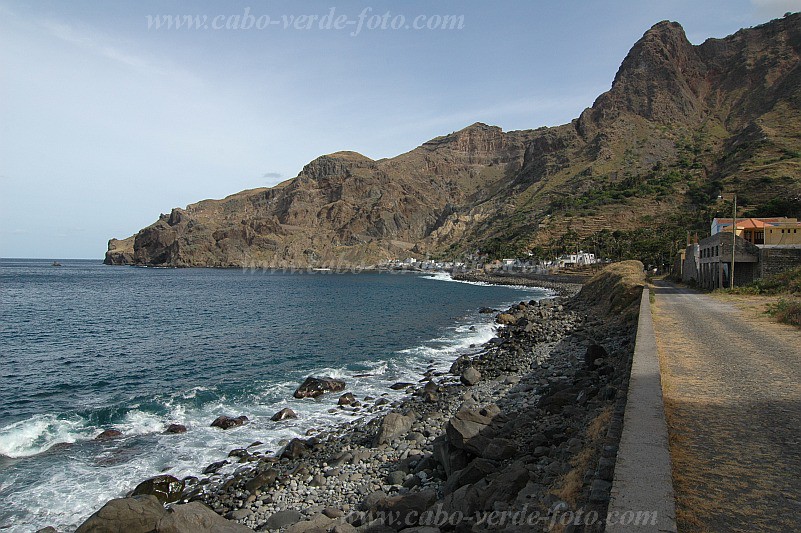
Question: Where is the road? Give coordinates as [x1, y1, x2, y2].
[651, 281, 801, 532]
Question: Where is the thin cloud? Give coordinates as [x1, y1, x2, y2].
[39, 19, 154, 71]
[262, 172, 283, 180]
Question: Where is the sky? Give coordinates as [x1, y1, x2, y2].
[1, 0, 799, 259]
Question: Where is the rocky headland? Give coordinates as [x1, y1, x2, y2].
[70, 261, 646, 533]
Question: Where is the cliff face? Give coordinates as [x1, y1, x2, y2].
[107, 14, 801, 267]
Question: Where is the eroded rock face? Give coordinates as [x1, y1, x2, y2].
[293, 377, 346, 399]
[103, 237, 135, 265]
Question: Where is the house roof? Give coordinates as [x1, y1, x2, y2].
[735, 218, 769, 229]
[715, 217, 786, 225]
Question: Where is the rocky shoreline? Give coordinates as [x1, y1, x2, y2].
[72, 263, 645, 533]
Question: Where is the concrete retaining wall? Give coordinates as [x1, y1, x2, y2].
[606, 288, 677, 532]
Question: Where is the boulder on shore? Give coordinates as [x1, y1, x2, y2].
[271, 408, 298, 421]
[210, 415, 248, 430]
[445, 404, 501, 455]
[373, 412, 414, 447]
[460, 367, 481, 386]
[293, 377, 346, 399]
[75, 495, 251, 533]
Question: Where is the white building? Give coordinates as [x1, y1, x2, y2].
[558, 251, 596, 268]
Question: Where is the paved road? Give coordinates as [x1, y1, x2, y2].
[651, 281, 801, 532]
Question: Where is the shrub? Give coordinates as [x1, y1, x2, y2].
[768, 298, 801, 328]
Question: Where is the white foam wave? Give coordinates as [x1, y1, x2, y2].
[421, 272, 493, 287]
[0, 414, 94, 458]
[421, 271, 555, 294]
[119, 410, 169, 437]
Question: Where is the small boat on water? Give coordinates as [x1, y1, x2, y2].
[51, 261, 62, 267]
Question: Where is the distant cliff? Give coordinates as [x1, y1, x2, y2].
[106, 14, 801, 267]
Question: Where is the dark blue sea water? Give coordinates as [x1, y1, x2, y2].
[0, 259, 548, 532]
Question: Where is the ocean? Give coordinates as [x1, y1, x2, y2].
[0, 259, 548, 532]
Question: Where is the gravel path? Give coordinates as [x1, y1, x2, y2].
[651, 281, 801, 532]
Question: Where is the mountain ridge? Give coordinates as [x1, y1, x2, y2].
[106, 14, 801, 267]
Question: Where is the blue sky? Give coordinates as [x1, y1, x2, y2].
[1, 0, 799, 259]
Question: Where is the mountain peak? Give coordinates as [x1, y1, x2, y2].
[586, 18, 702, 124]
[643, 20, 686, 39]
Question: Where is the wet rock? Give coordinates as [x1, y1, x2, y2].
[203, 460, 227, 474]
[210, 415, 248, 430]
[373, 412, 413, 447]
[271, 408, 298, 421]
[130, 475, 185, 505]
[293, 377, 346, 399]
[338, 393, 357, 406]
[390, 382, 414, 390]
[95, 429, 123, 440]
[164, 424, 187, 434]
[478, 307, 498, 314]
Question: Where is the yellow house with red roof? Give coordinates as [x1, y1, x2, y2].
[712, 217, 801, 245]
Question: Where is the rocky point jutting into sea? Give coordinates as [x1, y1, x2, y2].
[68, 261, 645, 533]
[105, 14, 801, 269]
